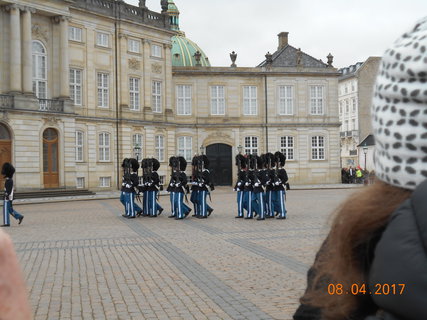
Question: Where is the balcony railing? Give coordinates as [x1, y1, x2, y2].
[0, 94, 14, 109]
[39, 99, 64, 112]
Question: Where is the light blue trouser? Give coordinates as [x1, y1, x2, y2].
[272, 190, 287, 218]
[124, 192, 137, 217]
[236, 191, 244, 217]
[252, 192, 265, 219]
[3, 200, 23, 225]
[147, 190, 162, 216]
[190, 190, 199, 216]
[120, 191, 141, 214]
[197, 190, 212, 218]
[242, 191, 253, 218]
[173, 192, 190, 219]
[266, 191, 274, 217]
[169, 192, 176, 216]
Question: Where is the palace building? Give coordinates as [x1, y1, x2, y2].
[0, 0, 341, 191]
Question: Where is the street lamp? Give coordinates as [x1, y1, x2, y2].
[237, 145, 243, 154]
[363, 146, 368, 171]
[133, 143, 141, 161]
[200, 145, 205, 155]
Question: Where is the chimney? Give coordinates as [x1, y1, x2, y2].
[278, 32, 289, 50]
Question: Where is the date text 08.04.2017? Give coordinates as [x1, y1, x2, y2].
[327, 283, 405, 295]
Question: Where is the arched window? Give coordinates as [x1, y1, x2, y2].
[32, 41, 47, 98]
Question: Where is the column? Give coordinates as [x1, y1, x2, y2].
[9, 5, 22, 93]
[22, 7, 34, 94]
[164, 43, 172, 113]
[58, 16, 69, 98]
[143, 39, 151, 110]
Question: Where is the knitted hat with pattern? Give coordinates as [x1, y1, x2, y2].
[372, 16, 427, 190]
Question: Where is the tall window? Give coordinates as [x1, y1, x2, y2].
[132, 133, 143, 159]
[96, 32, 109, 47]
[70, 69, 82, 105]
[76, 177, 85, 188]
[69, 26, 82, 42]
[311, 136, 325, 160]
[152, 81, 162, 112]
[210, 86, 225, 115]
[151, 44, 162, 58]
[176, 85, 192, 115]
[97, 73, 109, 107]
[243, 86, 257, 115]
[339, 101, 343, 114]
[345, 100, 349, 113]
[352, 119, 356, 131]
[128, 39, 140, 53]
[278, 86, 293, 115]
[352, 98, 357, 112]
[99, 132, 110, 162]
[155, 135, 164, 161]
[244, 136, 258, 155]
[32, 41, 47, 99]
[178, 136, 192, 161]
[129, 77, 140, 110]
[310, 86, 324, 115]
[99, 177, 111, 187]
[75, 130, 84, 162]
[280, 136, 294, 160]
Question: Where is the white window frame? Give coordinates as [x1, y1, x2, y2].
[155, 135, 164, 162]
[278, 85, 294, 115]
[96, 32, 109, 47]
[177, 136, 192, 161]
[32, 40, 47, 99]
[244, 136, 258, 155]
[97, 72, 109, 108]
[98, 132, 110, 162]
[352, 98, 357, 112]
[76, 177, 85, 188]
[311, 136, 325, 160]
[152, 81, 162, 113]
[128, 39, 140, 53]
[129, 77, 140, 110]
[70, 68, 82, 106]
[310, 86, 324, 115]
[176, 85, 192, 115]
[280, 136, 294, 160]
[243, 86, 257, 115]
[75, 130, 84, 162]
[132, 133, 143, 160]
[151, 44, 162, 58]
[99, 177, 111, 187]
[210, 85, 225, 115]
[69, 26, 82, 42]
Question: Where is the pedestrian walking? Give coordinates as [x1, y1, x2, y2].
[1, 163, 24, 227]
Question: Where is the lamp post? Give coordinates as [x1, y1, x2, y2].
[363, 146, 368, 171]
[133, 143, 141, 162]
[200, 145, 205, 155]
[237, 145, 243, 154]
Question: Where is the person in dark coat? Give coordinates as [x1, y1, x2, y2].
[294, 17, 427, 320]
[234, 154, 247, 218]
[1, 162, 24, 227]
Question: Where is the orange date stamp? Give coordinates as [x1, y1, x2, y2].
[327, 283, 405, 295]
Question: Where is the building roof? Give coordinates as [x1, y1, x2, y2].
[257, 44, 328, 68]
[171, 35, 211, 67]
[358, 134, 375, 147]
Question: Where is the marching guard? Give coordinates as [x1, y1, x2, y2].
[141, 158, 163, 217]
[2, 162, 24, 227]
[167, 156, 191, 220]
[194, 155, 214, 219]
[190, 155, 200, 217]
[234, 154, 247, 218]
[272, 151, 288, 219]
[121, 158, 140, 218]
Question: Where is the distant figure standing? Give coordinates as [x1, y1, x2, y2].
[1, 163, 24, 227]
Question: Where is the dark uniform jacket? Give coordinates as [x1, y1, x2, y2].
[234, 171, 246, 192]
[294, 179, 427, 320]
[123, 172, 139, 193]
[273, 168, 288, 191]
[145, 171, 160, 192]
[4, 178, 14, 201]
[167, 172, 187, 193]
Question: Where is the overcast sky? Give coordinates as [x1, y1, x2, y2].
[126, 0, 427, 68]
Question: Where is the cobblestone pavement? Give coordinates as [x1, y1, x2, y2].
[4, 187, 358, 320]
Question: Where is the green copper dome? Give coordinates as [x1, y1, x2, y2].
[171, 35, 211, 67]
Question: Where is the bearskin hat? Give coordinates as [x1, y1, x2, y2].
[274, 151, 286, 167]
[256, 155, 264, 169]
[169, 156, 177, 168]
[178, 156, 187, 171]
[248, 154, 258, 170]
[151, 158, 160, 171]
[200, 155, 209, 169]
[265, 152, 276, 168]
[1, 162, 15, 178]
[129, 158, 139, 171]
[235, 154, 247, 169]
[192, 155, 199, 166]
[121, 158, 129, 168]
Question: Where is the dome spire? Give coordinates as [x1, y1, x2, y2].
[167, 0, 180, 32]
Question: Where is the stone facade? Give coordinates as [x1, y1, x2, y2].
[338, 57, 381, 169]
[0, 0, 341, 191]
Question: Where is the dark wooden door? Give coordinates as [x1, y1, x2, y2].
[206, 143, 232, 186]
[43, 128, 59, 188]
[0, 124, 12, 188]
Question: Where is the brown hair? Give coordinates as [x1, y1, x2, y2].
[302, 181, 412, 319]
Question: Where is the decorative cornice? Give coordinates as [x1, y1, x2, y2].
[32, 23, 49, 42]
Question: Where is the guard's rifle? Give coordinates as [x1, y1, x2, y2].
[123, 158, 132, 188]
[273, 154, 281, 185]
[253, 156, 262, 190]
[146, 158, 153, 186]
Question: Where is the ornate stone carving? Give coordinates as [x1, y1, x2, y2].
[43, 116, 59, 126]
[128, 58, 140, 70]
[32, 24, 49, 42]
[52, 15, 69, 24]
[152, 63, 162, 74]
[0, 111, 9, 122]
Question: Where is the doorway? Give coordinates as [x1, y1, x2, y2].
[43, 128, 59, 188]
[0, 124, 11, 187]
[206, 143, 232, 186]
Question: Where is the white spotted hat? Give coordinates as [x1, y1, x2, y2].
[372, 16, 427, 190]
